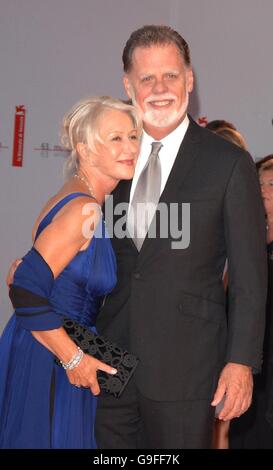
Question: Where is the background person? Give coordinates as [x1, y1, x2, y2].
[230, 155, 273, 448]
[206, 120, 247, 449]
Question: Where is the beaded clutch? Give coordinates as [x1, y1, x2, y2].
[56, 317, 139, 398]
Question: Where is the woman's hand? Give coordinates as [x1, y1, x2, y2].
[66, 353, 117, 395]
[32, 329, 117, 395]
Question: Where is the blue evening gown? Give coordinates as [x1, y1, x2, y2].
[0, 193, 117, 448]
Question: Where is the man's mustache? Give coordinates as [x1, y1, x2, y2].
[145, 94, 177, 104]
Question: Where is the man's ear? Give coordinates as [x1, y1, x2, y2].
[123, 75, 132, 99]
[186, 68, 194, 93]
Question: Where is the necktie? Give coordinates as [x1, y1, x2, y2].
[128, 141, 163, 250]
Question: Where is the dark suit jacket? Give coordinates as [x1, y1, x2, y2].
[97, 118, 267, 401]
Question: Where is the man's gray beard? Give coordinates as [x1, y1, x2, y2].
[132, 91, 189, 129]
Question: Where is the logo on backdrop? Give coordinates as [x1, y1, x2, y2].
[12, 105, 26, 167]
[0, 142, 9, 152]
[33, 143, 69, 158]
[197, 116, 208, 127]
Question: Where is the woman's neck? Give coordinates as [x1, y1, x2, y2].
[77, 168, 118, 206]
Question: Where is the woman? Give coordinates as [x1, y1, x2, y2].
[0, 96, 141, 448]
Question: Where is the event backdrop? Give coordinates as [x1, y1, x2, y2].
[0, 0, 272, 330]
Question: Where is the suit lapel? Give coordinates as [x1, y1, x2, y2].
[113, 178, 132, 205]
[111, 178, 138, 252]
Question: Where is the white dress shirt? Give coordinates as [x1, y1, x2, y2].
[129, 115, 190, 207]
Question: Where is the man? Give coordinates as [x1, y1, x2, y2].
[95, 25, 267, 449]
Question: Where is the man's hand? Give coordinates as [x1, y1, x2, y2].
[211, 362, 253, 421]
[6, 259, 22, 286]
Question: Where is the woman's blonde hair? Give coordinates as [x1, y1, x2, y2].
[61, 96, 142, 178]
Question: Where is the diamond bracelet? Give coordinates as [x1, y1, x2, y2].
[60, 346, 84, 370]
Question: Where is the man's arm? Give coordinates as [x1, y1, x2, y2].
[212, 151, 267, 419]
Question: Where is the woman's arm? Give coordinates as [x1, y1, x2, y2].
[11, 197, 116, 393]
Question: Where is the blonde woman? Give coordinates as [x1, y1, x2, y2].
[0, 96, 141, 448]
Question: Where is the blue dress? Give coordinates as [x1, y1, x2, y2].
[0, 193, 117, 448]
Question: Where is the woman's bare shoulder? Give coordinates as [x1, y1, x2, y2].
[31, 179, 96, 242]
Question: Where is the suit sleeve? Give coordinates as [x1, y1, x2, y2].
[9, 247, 62, 331]
[224, 151, 267, 371]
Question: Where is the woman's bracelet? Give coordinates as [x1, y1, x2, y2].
[60, 347, 84, 370]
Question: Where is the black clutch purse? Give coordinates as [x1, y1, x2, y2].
[56, 317, 139, 398]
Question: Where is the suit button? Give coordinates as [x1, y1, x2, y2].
[134, 272, 140, 279]
[178, 304, 183, 311]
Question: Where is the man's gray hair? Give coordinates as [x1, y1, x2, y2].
[122, 24, 191, 72]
